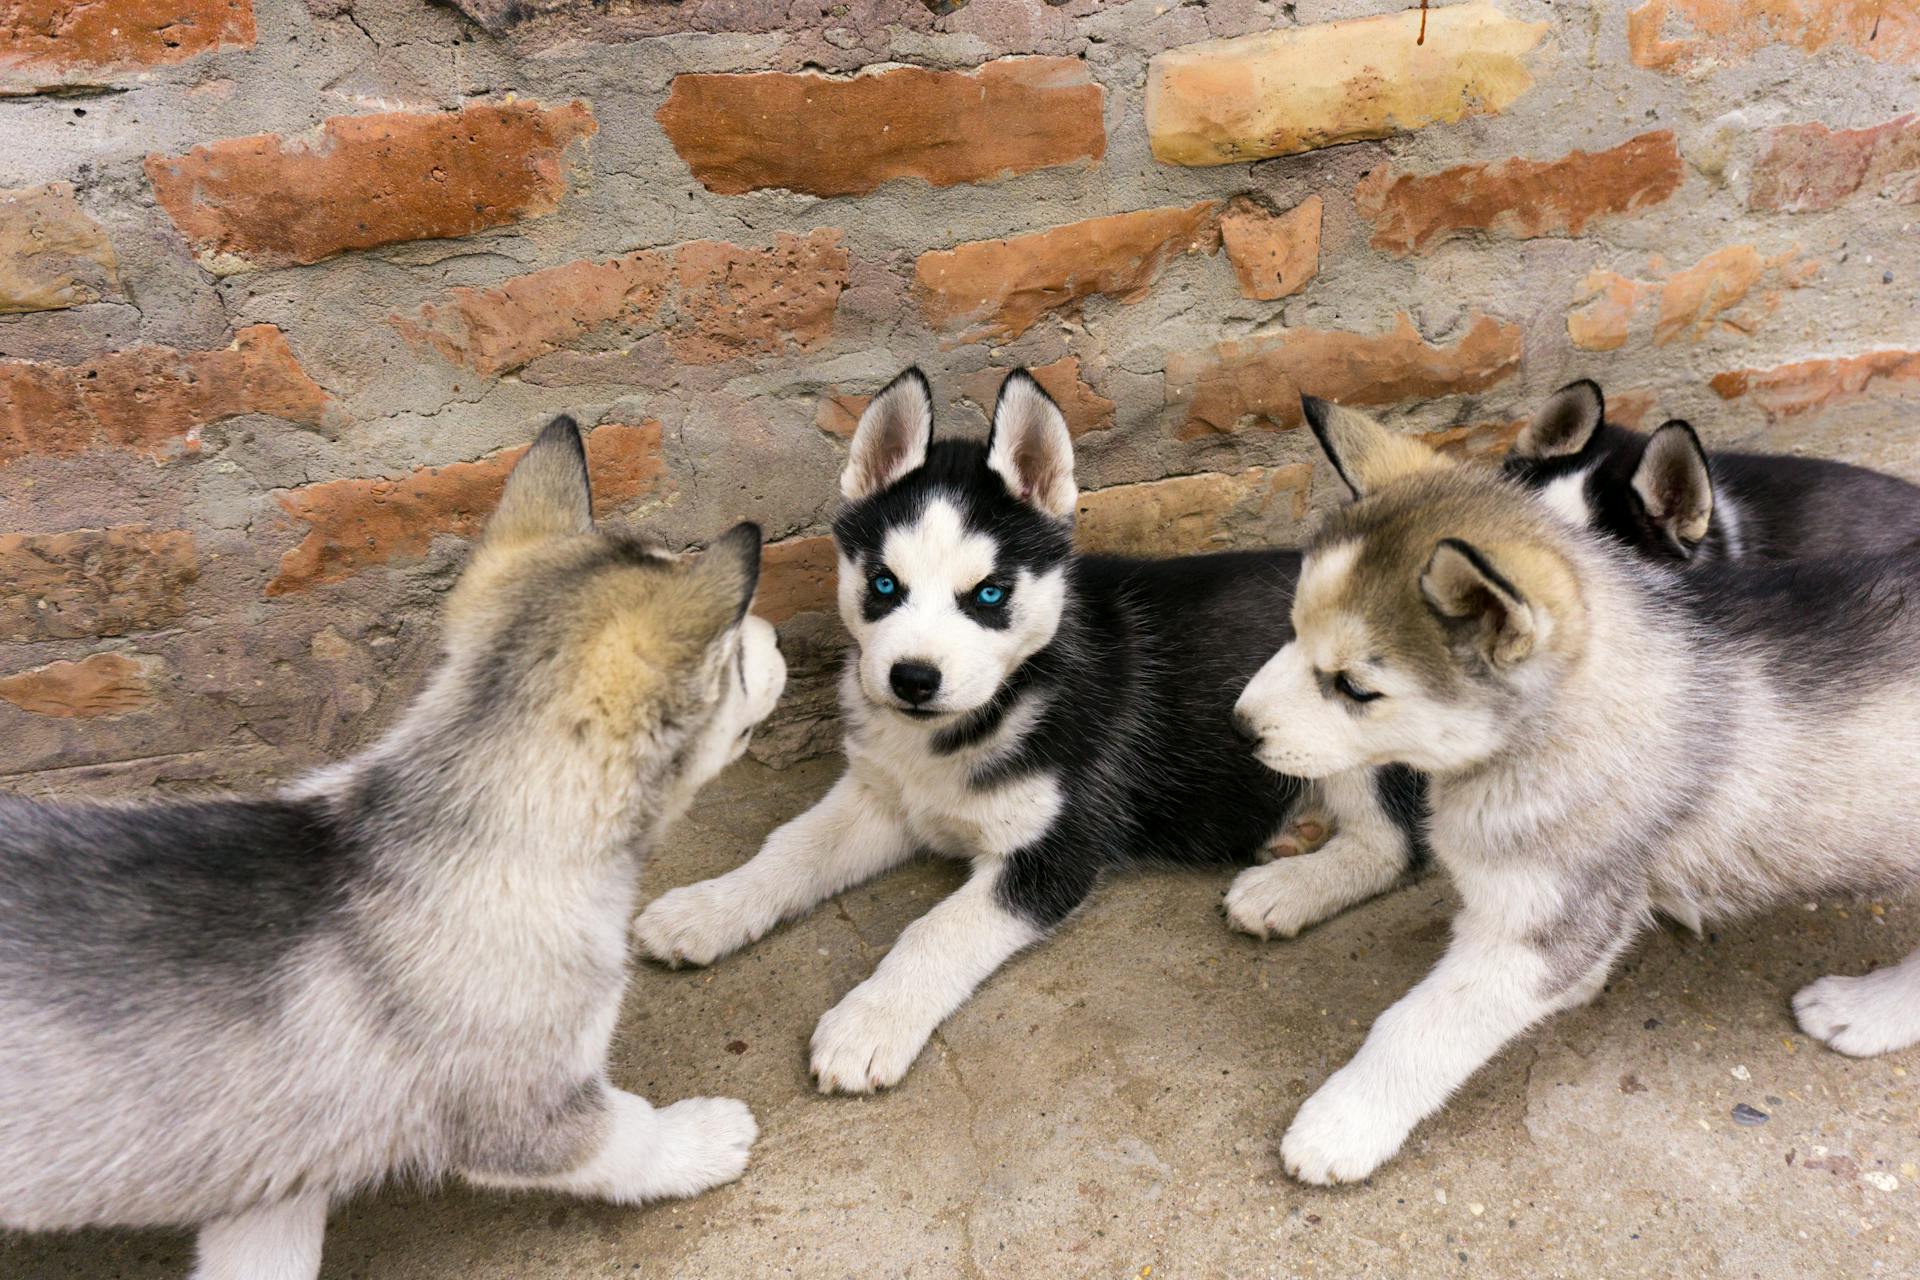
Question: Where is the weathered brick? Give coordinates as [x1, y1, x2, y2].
[1629, 0, 1920, 73]
[756, 533, 838, 623]
[1710, 349, 1920, 420]
[0, 652, 156, 718]
[657, 58, 1105, 198]
[392, 250, 671, 378]
[959, 357, 1115, 438]
[1146, 3, 1546, 166]
[1356, 133, 1684, 257]
[0, 325, 332, 468]
[145, 101, 597, 274]
[915, 203, 1220, 344]
[1165, 314, 1523, 442]
[668, 230, 849, 365]
[0, 0, 253, 91]
[267, 421, 666, 595]
[1749, 114, 1920, 213]
[0, 183, 118, 314]
[1568, 246, 1812, 351]
[1219, 194, 1320, 302]
[815, 394, 871, 439]
[0, 527, 197, 642]
[1075, 466, 1312, 557]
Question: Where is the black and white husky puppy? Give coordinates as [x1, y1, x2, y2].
[0, 419, 786, 1279]
[1503, 379, 1920, 562]
[636, 369, 1418, 1092]
[1235, 400, 1920, 1185]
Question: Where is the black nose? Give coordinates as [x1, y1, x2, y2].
[1232, 709, 1262, 745]
[889, 661, 942, 706]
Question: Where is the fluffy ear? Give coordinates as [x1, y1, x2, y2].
[1302, 395, 1443, 498]
[691, 521, 763, 630]
[1420, 538, 1539, 667]
[986, 369, 1077, 519]
[1514, 380, 1605, 460]
[842, 368, 934, 501]
[488, 415, 593, 545]
[1633, 421, 1714, 556]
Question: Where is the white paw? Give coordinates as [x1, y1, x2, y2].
[631, 1097, 759, 1201]
[1280, 1073, 1412, 1186]
[809, 986, 932, 1094]
[1794, 970, 1920, 1058]
[1226, 859, 1335, 940]
[634, 881, 756, 968]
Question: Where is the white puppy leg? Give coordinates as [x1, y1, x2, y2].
[636, 770, 914, 966]
[1280, 901, 1622, 1185]
[1795, 945, 1920, 1058]
[1226, 770, 1412, 939]
[193, 1194, 327, 1280]
[810, 866, 1041, 1094]
[470, 1090, 757, 1204]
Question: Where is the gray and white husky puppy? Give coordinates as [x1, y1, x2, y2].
[635, 369, 1421, 1094]
[0, 418, 786, 1279]
[1234, 398, 1920, 1185]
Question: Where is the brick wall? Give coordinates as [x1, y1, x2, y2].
[3, 0, 1917, 793]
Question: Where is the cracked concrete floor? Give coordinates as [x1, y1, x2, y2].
[11, 755, 1920, 1279]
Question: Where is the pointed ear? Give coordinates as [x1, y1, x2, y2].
[487, 415, 593, 545]
[986, 369, 1077, 519]
[691, 522, 763, 630]
[841, 368, 934, 501]
[1633, 421, 1714, 556]
[1514, 380, 1605, 460]
[1420, 539, 1539, 667]
[1301, 395, 1443, 499]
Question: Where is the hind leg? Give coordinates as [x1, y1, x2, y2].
[467, 1088, 756, 1205]
[193, 1193, 326, 1280]
[1795, 947, 1920, 1058]
[1226, 769, 1414, 939]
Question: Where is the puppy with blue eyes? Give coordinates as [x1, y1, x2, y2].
[636, 368, 1421, 1092]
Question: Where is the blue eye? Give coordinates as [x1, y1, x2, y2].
[871, 575, 897, 596]
[974, 584, 1006, 607]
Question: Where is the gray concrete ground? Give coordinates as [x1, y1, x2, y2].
[10, 755, 1920, 1279]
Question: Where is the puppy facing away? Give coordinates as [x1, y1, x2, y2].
[1235, 397, 1920, 1185]
[635, 369, 1421, 1093]
[0, 418, 786, 1279]
[1504, 378, 1920, 561]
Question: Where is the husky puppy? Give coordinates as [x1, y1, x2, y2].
[1504, 378, 1920, 561]
[0, 419, 786, 1279]
[635, 368, 1419, 1092]
[1233, 396, 1920, 1185]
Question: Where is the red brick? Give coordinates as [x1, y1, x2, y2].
[915, 203, 1221, 344]
[815, 394, 871, 440]
[0, 324, 332, 468]
[145, 101, 597, 274]
[1356, 133, 1684, 257]
[0, 183, 119, 313]
[756, 534, 838, 623]
[0, 527, 198, 642]
[267, 421, 666, 595]
[0, 652, 156, 718]
[657, 58, 1105, 198]
[958, 357, 1115, 438]
[1165, 313, 1523, 441]
[668, 230, 849, 365]
[1567, 246, 1812, 352]
[1075, 466, 1312, 557]
[1219, 194, 1320, 302]
[1, 0, 253, 89]
[1749, 114, 1920, 213]
[392, 250, 671, 378]
[1710, 349, 1920, 420]
[1629, 0, 1920, 73]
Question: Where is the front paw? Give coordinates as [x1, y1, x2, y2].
[1225, 860, 1326, 940]
[635, 881, 755, 968]
[629, 1096, 759, 1201]
[1280, 1074, 1412, 1186]
[809, 987, 933, 1094]
[1794, 971, 1920, 1058]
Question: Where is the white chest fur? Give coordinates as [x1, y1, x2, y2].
[840, 667, 1062, 861]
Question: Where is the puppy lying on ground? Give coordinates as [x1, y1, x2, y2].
[1236, 397, 1920, 1184]
[0, 419, 785, 1279]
